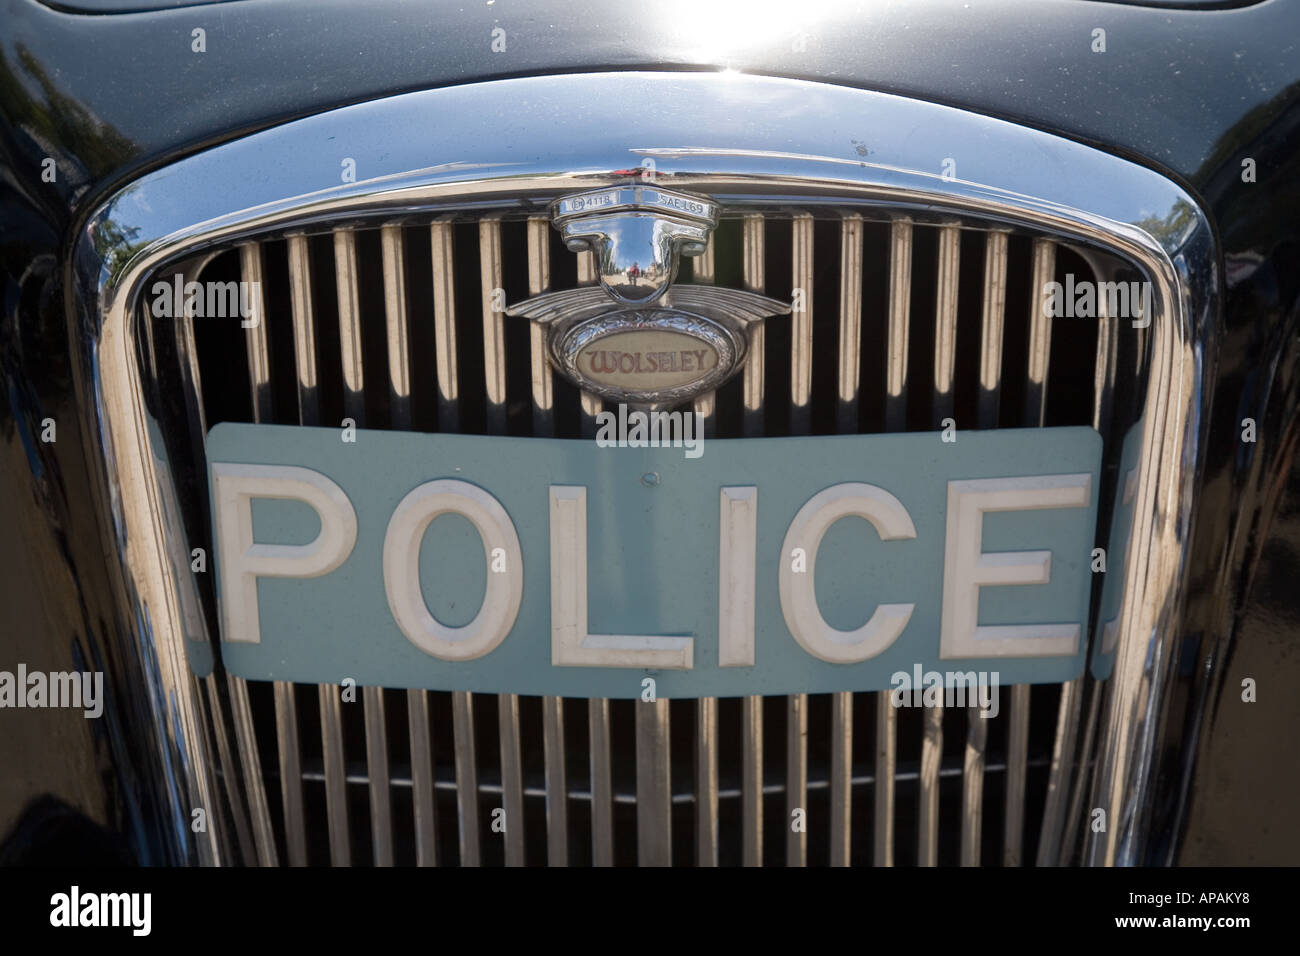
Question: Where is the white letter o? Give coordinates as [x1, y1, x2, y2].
[383, 479, 523, 661]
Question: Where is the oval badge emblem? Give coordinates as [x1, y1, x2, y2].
[554, 309, 741, 406]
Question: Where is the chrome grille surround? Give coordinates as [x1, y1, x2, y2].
[71, 72, 1217, 866]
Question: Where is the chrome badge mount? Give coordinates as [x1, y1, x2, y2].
[507, 185, 790, 408]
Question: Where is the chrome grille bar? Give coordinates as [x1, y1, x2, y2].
[786, 694, 808, 866]
[285, 233, 350, 866]
[226, 674, 277, 866]
[273, 683, 307, 866]
[334, 226, 394, 868]
[695, 697, 719, 866]
[430, 219, 460, 430]
[1006, 237, 1057, 866]
[527, 217, 555, 434]
[962, 229, 1009, 867]
[452, 691, 480, 865]
[742, 695, 763, 866]
[481, 218, 525, 865]
[830, 691, 853, 866]
[203, 673, 254, 864]
[479, 218, 508, 432]
[589, 697, 614, 866]
[498, 694, 526, 865]
[919, 222, 960, 868]
[381, 225, 412, 427]
[876, 217, 913, 868]
[382, 223, 438, 866]
[833, 218, 861, 864]
[528, 217, 569, 866]
[786, 213, 814, 867]
[407, 688, 437, 866]
[636, 697, 673, 865]
[240, 241, 309, 867]
[740, 214, 766, 867]
[318, 687, 350, 865]
[542, 696, 569, 866]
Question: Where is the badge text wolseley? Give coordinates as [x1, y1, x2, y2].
[507, 186, 790, 406]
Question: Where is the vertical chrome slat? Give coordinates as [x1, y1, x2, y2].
[272, 684, 307, 866]
[978, 231, 1009, 427]
[636, 698, 672, 866]
[478, 218, 525, 865]
[961, 713, 987, 867]
[318, 686, 350, 866]
[885, 219, 913, 432]
[785, 214, 813, 867]
[498, 694, 526, 866]
[742, 695, 763, 866]
[829, 213, 864, 865]
[1061, 681, 1103, 862]
[786, 694, 808, 866]
[204, 672, 254, 864]
[917, 224, 959, 868]
[918, 705, 943, 867]
[1005, 237, 1056, 867]
[837, 214, 863, 430]
[830, 692, 853, 866]
[542, 696, 569, 866]
[334, 229, 365, 415]
[240, 243, 273, 419]
[741, 214, 766, 437]
[452, 690, 481, 866]
[382, 224, 438, 866]
[287, 233, 319, 426]
[695, 697, 719, 866]
[527, 217, 555, 435]
[961, 230, 1008, 868]
[1024, 238, 1058, 424]
[479, 218, 508, 432]
[874, 693, 896, 866]
[528, 218, 569, 866]
[287, 233, 349, 866]
[1005, 685, 1031, 866]
[362, 687, 393, 866]
[884, 221, 916, 867]
[432, 223, 480, 866]
[589, 698, 614, 866]
[876, 218, 912, 868]
[381, 225, 412, 428]
[430, 218, 460, 431]
[740, 214, 766, 867]
[334, 227, 394, 868]
[240, 241, 308, 867]
[227, 675, 277, 864]
[407, 688, 437, 866]
[790, 213, 814, 434]
[933, 224, 961, 417]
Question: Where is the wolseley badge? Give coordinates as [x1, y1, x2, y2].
[507, 185, 790, 407]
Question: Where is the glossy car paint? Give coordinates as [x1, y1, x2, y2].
[1, 0, 1297, 863]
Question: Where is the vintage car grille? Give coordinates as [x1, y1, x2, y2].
[138, 207, 1147, 866]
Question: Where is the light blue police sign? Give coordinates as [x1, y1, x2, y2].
[203, 423, 1102, 698]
